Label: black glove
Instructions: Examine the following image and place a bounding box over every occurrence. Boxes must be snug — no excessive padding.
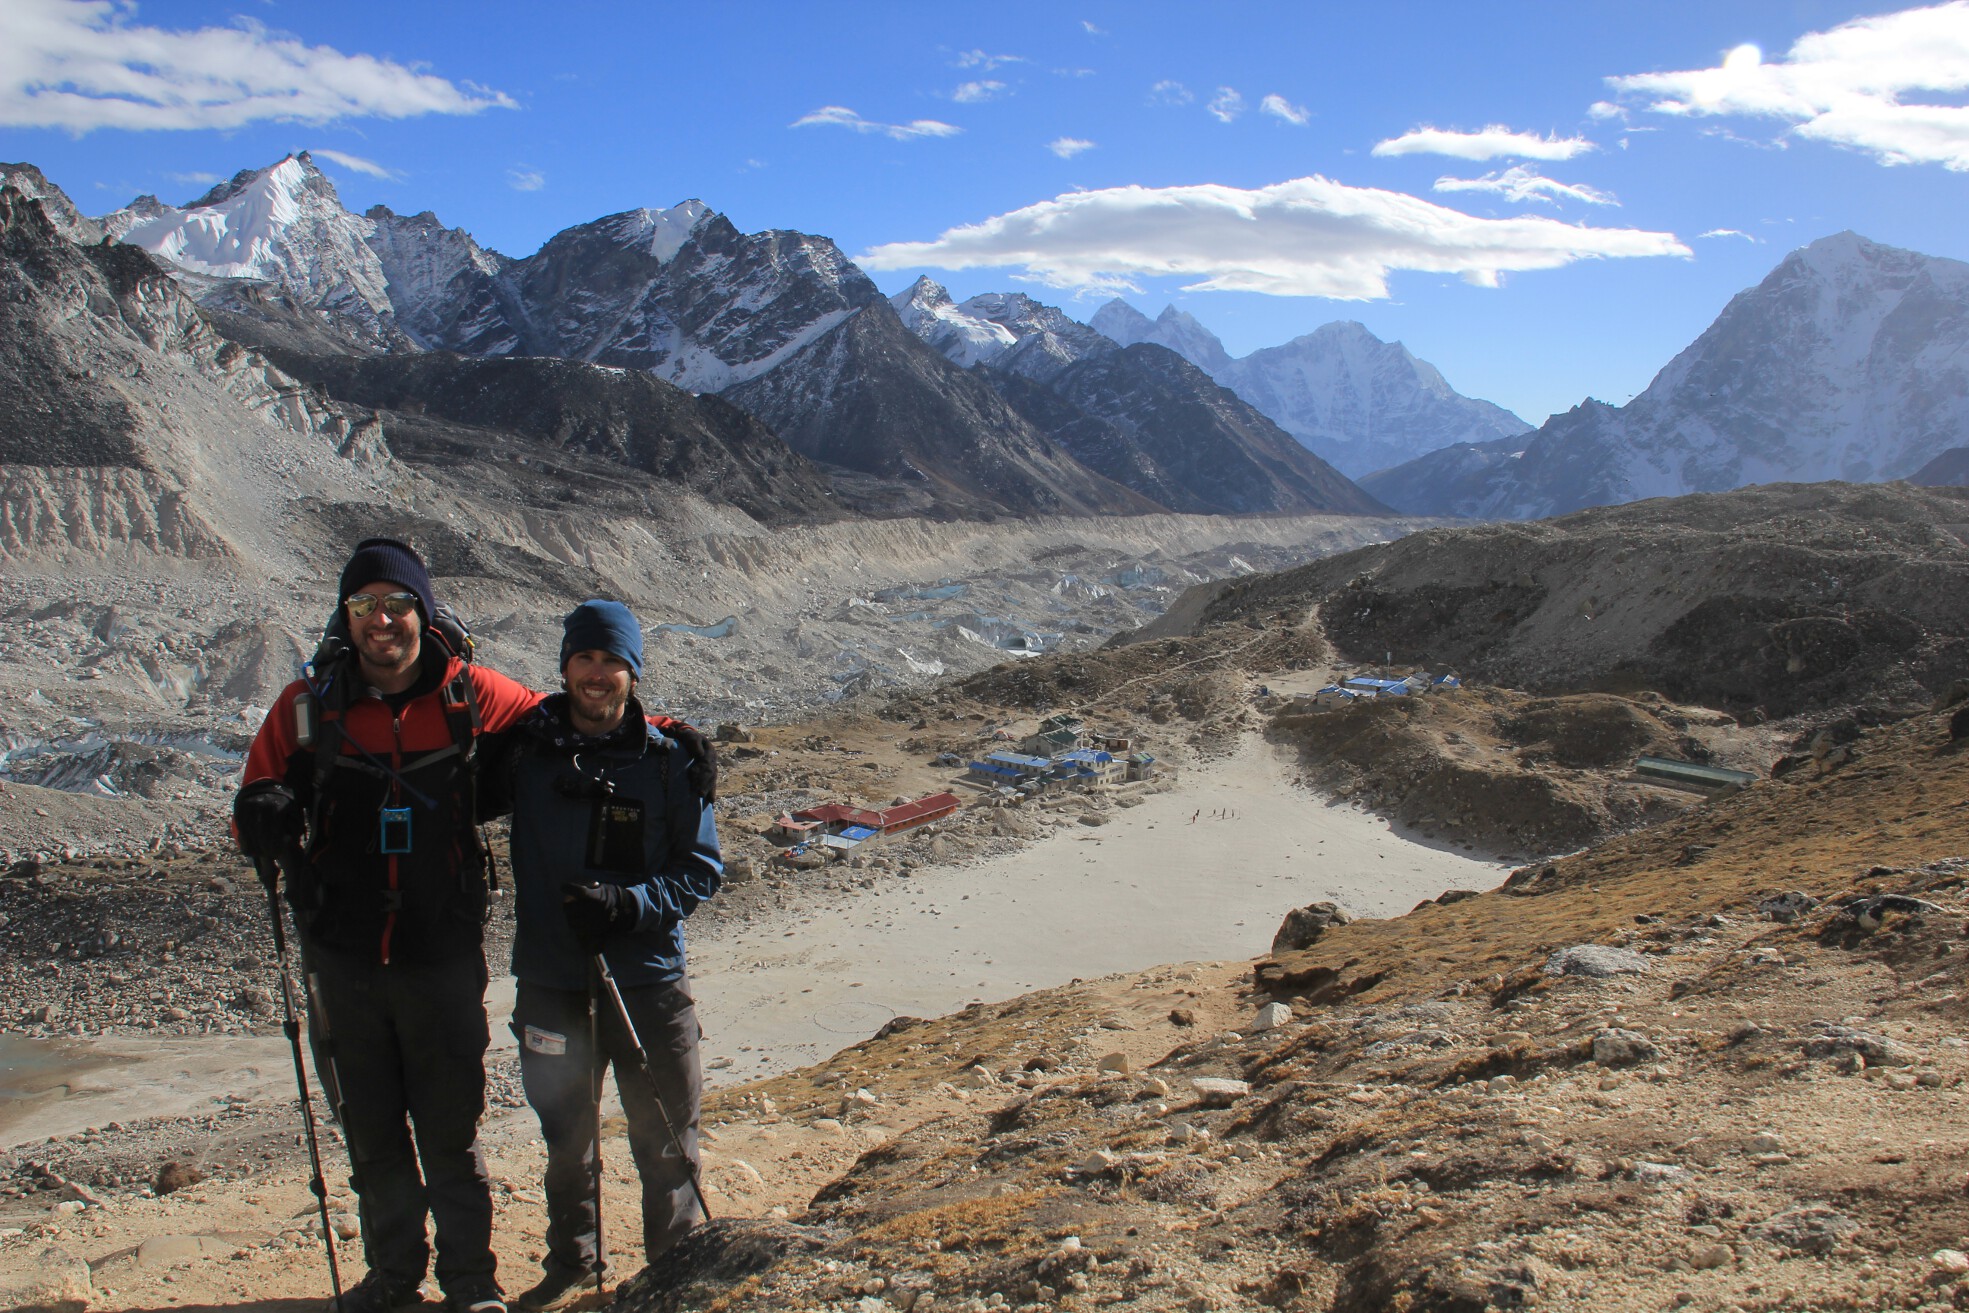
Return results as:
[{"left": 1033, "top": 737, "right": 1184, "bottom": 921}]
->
[
  {"left": 235, "top": 782, "right": 303, "bottom": 867},
  {"left": 667, "top": 721, "right": 718, "bottom": 803},
  {"left": 562, "top": 881, "right": 631, "bottom": 954}
]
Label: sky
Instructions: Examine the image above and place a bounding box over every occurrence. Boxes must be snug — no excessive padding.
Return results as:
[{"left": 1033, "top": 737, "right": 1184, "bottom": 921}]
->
[{"left": 2, "top": 0, "right": 1966, "bottom": 425}]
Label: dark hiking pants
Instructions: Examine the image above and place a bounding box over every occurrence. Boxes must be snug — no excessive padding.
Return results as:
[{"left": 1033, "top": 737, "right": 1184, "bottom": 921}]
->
[
  {"left": 304, "top": 946, "right": 496, "bottom": 1294},
  {"left": 512, "top": 975, "right": 702, "bottom": 1275}
]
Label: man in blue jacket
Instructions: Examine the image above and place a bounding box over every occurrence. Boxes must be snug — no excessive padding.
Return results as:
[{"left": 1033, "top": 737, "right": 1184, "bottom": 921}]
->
[{"left": 480, "top": 600, "right": 721, "bottom": 1309}]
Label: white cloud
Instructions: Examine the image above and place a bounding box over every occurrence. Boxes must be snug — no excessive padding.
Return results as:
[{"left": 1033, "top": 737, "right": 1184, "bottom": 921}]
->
[
  {"left": 1260, "top": 94, "right": 1310, "bottom": 125},
  {"left": 953, "top": 80, "right": 1006, "bottom": 103},
  {"left": 1048, "top": 136, "right": 1095, "bottom": 158},
  {"left": 1588, "top": 101, "right": 1626, "bottom": 121},
  {"left": 1149, "top": 79, "right": 1194, "bottom": 105},
  {"left": 312, "top": 148, "right": 394, "bottom": 179},
  {"left": 1433, "top": 164, "right": 1617, "bottom": 206},
  {"left": 1608, "top": 2, "right": 1969, "bottom": 170},
  {"left": 1698, "top": 227, "right": 1760, "bottom": 241},
  {"left": 0, "top": 0, "right": 513, "bottom": 132},
  {"left": 166, "top": 170, "right": 220, "bottom": 185},
  {"left": 1208, "top": 87, "right": 1245, "bottom": 123},
  {"left": 791, "top": 105, "right": 960, "bottom": 141},
  {"left": 506, "top": 168, "right": 544, "bottom": 192},
  {"left": 859, "top": 175, "right": 1688, "bottom": 299},
  {"left": 955, "top": 49, "right": 1024, "bottom": 73},
  {"left": 1372, "top": 125, "right": 1597, "bottom": 161},
  {"left": 1082, "top": 20, "right": 1105, "bottom": 35}
]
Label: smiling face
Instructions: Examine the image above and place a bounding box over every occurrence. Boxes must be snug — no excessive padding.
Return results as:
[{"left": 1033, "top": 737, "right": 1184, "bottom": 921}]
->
[
  {"left": 563, "top": 648, "right": 635, "bottom": 735},
  {"left": 345, "top": 577, "right": 423, "bottom": 691}
]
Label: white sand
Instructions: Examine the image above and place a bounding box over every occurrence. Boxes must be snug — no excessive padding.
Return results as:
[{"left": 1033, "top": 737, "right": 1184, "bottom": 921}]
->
[
  {"left": 685, "top": 735, "right": 1505, "bottom": 1085},
  {"left": 4, "top": 736, "right": 1503, "bottom": 1140}
]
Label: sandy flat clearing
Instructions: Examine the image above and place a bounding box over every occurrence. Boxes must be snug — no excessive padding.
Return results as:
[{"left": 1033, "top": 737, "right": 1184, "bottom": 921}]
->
[{"left": 683, "top": 734, "right": 1505, "bottom": 1084}]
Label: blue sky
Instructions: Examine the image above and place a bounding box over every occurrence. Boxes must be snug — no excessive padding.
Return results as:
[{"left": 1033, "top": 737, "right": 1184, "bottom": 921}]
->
[{"left": 3, "top": 1, "right": 1966, "bottom": 424}]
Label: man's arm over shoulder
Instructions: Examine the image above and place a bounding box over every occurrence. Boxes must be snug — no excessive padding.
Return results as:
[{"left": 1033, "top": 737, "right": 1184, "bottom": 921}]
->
[
  {"left": 625, "top": 741, "right": 721, "bottom": 930},
  {"left": 469, "top": 665, "right": 545, "bottom": 734}
]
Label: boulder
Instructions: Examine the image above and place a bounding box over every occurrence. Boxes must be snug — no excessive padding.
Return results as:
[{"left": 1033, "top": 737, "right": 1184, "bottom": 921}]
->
[{"left": 1272, "top": 901, "right": 1353, "bottom": 953}]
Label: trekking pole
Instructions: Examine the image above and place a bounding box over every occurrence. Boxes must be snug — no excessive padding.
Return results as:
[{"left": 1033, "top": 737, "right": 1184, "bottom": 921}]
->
[
  {"left": 254, "top": 853, "right": 345, "bottom": 1305},
  {"left": 589, "top": 955, "right": 713, "bottom": 1221},
  {"left": 588, "top": 961, "right": 608, "bottom": 1298}
]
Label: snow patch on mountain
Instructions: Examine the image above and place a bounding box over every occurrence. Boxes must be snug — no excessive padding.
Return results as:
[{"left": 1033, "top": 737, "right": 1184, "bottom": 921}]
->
[
  {"left": 1090, "top": 300, "right": 1232, "bottom": 375},
  {"left": 890, "top": 278, "right": 1112, "bottom": 381}
]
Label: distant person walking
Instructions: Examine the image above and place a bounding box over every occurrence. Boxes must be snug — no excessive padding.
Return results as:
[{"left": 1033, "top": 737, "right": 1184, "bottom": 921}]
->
[
  {"left": 234, "top": 539, "right": 537, "bottom": 1313},
  {"left": 480, "top": 600, "right": 722, "bottom": 1308}
]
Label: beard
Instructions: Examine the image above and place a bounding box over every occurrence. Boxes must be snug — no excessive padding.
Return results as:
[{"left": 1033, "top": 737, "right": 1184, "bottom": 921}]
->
[{"left": 565, "top": 676, "right": 632, "bottom": 731}]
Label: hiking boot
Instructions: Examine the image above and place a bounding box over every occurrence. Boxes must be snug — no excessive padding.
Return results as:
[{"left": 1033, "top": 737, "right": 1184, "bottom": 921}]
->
[
  {"left": 328, "top": 1270, "right": 425, "bottom": 1313},
  {"left": 514, "top": 1264, "right": 601, "bottom": 1311},
  {"left": 443, "top": 1283, "right": 507, "bottom": 1313}
]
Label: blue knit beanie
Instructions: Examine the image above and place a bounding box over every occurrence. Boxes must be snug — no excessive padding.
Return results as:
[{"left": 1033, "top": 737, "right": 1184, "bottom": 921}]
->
[
  {"left": 561, "top": 599, "right": 644, "bottom": 676},
  {"left": 338, "top": 537, "right": 435, "bottom": 622}
]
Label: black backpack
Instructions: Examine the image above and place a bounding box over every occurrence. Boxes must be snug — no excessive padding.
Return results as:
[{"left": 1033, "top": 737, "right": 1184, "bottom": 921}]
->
[{"left": 291, "top": 602, "right": 497, "bottom": 898}]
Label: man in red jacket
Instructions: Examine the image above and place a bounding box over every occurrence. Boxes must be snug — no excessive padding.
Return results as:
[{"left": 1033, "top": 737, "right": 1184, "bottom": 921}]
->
[{"left": 235, "top": 538, "right": 539, "bottom": 1313}]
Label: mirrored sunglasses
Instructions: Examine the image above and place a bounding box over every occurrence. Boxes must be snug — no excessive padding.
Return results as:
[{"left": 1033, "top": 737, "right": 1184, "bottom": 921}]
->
[{"left": 345, "top": 592, "right": 419, "bottom": 620}]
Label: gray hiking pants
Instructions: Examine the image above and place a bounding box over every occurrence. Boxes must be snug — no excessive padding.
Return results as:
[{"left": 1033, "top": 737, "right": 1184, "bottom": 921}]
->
[{"left": 512, "top": 975, "right": 702, "bottom": 1275}]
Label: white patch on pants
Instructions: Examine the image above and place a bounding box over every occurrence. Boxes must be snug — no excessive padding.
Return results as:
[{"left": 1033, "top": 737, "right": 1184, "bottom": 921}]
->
[{"left": 523, "top": 1024, "right": 568, "bottom": 1057}]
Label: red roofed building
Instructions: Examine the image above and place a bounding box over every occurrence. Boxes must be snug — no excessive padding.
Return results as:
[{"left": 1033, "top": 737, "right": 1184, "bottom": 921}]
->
[
  {"left": 785, "top": 792, "right": 962, "bottom": 841},
  {"left": 874, "top": 791, "right": 961, "bottom": 835}
]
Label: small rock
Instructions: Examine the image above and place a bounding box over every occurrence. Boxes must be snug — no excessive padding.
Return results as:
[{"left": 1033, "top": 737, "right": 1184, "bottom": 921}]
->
[
  {"left": 1252, "top": 1002, "right": 1293, "bottom": 1031},
  {"left": 1801, "top": 1025, "right": 1916, "bottom": 1067},
  {"left": 1689, "top": 1243, "right": 1733, "bottom": 1271},
  {"left": 1753, "top": 1203, "right": 1860, "bottom": 1255},
  {"left": 1073, "top": 1150, "right": 1117, "bottom": 1175},
  {"left": 1168, "top": 1007, "right": 1196, "bottom": 1028},
  {"left": 1547, "top": 945, "right": 1652, "bottom": 978},
  {"left": 1757, "top": 891, "right": 1820, "bottom": 923},
  {"left": 1747, "top": 1131, "right": 1786, "bottom": 1155},
  {"left": 1933, "top": 1249, "right": 1969, "bottom": 1275},
  {"left": 1631, "top": 1161, "right": 1691, "bottom": 1186},
  {"left": 1593, "top": 1028, "right": 1660, "bottom": 1067},
  {"left": 1190, "top": 1077, "right": 1250, "bottom": 1108},
  {"left": 0, "top": 1245, "right": 93, "bottom": 1312},
  {"left": 1096, "top": 1053, "right": 1130, "bottom": 1075}
]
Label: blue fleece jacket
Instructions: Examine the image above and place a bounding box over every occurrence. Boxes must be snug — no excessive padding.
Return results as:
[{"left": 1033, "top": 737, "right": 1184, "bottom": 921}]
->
[{"left": 488, "top": 695, "right": 721, "bottom": 991}]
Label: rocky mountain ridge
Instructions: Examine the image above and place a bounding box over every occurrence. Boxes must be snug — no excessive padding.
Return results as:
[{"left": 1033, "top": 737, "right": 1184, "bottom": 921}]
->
[{"left": 1365, "top": 232, "right": 1969, "bottom": 519}]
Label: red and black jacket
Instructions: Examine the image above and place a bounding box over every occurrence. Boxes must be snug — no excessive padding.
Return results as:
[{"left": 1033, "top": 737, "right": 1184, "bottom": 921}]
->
[{"left": 242, "top": 650, "right": 540, "bottom": 965}]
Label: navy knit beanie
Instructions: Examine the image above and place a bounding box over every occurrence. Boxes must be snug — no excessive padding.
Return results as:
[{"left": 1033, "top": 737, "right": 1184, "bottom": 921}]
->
[
  {"left": 561, "top": 599, "right": 644, "bottom": 676},
  {"left": 338, "top": 537, "right": 436, "bottom": 622}
]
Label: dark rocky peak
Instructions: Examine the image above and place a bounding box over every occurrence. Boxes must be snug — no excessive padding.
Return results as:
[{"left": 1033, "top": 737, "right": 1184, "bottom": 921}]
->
[{"left": 0, "top": 163, "right": 102, "bottom": 244}]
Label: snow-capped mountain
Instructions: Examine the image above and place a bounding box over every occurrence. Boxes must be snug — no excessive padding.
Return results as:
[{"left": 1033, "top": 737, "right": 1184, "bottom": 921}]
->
[
  {"left": 1214, "top": 323, "right": 1531, "bottom": 479},
  {"left": 1091, "top": 299, "right": 1526, "bottom": 477},
  {"left": 103, "top": 154, "right": 399, "bottom": 348},
  {"left": 1089, "top": 300, "right": 1233, "bottom": 376},
  {"left": 93, "top": 154, "right": 882, "bottom": 391},
  {"left": 502, "top": 202, "right": 881, "bottom": 390},
  {"left": 889, "top": 278, "right": 1380, "bottom": 515},
  {"left": 1363, "top": 233, "right": 1969, "bottom": 520},
  {"left": 889, "top": 278, "right": 1111, "bottom": 381}
]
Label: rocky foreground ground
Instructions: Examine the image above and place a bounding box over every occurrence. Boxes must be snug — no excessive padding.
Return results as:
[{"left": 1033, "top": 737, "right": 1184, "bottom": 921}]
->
[{"left": 2, "top": 704, "right": 1967, "bottom": 1312}]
